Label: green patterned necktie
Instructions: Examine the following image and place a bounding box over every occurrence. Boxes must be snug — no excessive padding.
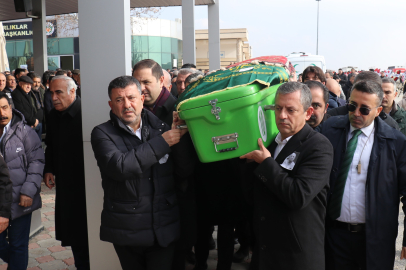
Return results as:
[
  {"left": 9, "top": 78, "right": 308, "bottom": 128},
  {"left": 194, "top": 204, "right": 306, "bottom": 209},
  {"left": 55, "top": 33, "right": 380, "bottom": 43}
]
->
[{"left": 327, "top": 129, "right": 363, "bottom": 220}]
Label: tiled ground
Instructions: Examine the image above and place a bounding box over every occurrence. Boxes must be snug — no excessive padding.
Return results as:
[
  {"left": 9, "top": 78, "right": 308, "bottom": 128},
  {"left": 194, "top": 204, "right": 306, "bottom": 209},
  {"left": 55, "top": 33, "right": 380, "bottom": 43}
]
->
[
  {"left": 0, "top": 181, "right": 405, "bottom": 269},
  {"left": 0, "top": 182, "right": 76, "bottom": 270}
]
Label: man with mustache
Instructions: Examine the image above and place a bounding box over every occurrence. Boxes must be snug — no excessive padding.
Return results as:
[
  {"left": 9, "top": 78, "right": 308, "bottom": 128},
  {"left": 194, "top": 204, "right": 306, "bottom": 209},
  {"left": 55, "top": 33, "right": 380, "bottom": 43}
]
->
[
  {"left": 241, "top": 82, "right": 333, "bottom": 269},
  {"left": 380, "top": 77, "right": 406, "bottom": 135},
  {"left": 304, "top": 80, "right": 330, "bottom": 131},
  {"left": 321, "top": 81, "right": 406, "bottom": 269},
  {"left": 91, "top": 76, "right": 188, "bottom": 270},
  {"left": 0, "top": 91, "right": 44, "bottom": 269},
  {"left": 43, "top": 75, "right": 90, "bottom": 269},
  {"left": 132, "top": 59, "right": 177, "bottom": 126}
]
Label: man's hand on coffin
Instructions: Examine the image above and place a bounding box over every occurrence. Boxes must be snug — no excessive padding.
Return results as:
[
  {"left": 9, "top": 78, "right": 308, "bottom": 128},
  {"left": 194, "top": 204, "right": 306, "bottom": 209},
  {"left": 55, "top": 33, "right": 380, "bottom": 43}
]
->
[
  {"left": 172, "top": 111, "right": 188, "bottom": 137},
  {"left": 239, "top": 138, "right": 271, "bottom": 164},
  {"left": 162, "top": 129, "right": 182, "bottom": 147}
]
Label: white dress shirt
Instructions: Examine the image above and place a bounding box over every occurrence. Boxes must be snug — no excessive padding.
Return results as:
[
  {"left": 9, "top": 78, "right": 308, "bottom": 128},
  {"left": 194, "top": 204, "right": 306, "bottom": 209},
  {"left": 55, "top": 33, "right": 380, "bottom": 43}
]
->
[
  {"left": 337, "top": 121, "right": 375, "bottom": 223},
  {"left": 274, "top": 132, "right": 293, "bottom": 159},
  {"left": 126, "top": 120, "right": 142, "bottom": 140}
]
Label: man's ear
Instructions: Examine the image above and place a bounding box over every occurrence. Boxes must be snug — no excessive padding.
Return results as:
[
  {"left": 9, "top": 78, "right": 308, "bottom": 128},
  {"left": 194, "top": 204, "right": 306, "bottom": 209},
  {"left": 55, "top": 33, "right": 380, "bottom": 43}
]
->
[
  {"left": 305, "top": 106, "right": 314, "bottom": 121},
  {"left": 159, "top": 76, "right": 164, "bottom": 87},
  {"left": 376, "top": 106, "right": 383, "bottom": 117},
  {"left": 324, "top": 103, "right": 329, "bottom": 113},
  {"left": 108, "top": 100, "right": 113, "bottom": 110}
]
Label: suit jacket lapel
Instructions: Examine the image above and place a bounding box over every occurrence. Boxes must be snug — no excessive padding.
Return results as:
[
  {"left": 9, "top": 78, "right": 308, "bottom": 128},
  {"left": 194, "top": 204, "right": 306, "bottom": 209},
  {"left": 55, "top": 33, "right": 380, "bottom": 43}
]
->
[{"left": 274, "top": 124, "right": 313, "bottom": 164}]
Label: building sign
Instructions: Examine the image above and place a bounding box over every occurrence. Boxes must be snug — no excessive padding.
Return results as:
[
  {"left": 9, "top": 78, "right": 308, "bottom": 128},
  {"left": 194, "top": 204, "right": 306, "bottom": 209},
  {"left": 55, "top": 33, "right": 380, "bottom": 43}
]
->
[
  {"left": 4, "top": 20, "right": 58, "bottom": 40},
  {"left": 3, "top": 22, "right": 33, "bottom": 40}
]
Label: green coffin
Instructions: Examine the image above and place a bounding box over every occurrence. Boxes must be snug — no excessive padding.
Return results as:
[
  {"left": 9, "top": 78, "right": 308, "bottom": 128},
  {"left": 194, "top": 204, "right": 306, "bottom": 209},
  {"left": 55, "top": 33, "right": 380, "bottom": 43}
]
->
[{"left": 178, "top": 83, "right": 281, "bottom": 163}]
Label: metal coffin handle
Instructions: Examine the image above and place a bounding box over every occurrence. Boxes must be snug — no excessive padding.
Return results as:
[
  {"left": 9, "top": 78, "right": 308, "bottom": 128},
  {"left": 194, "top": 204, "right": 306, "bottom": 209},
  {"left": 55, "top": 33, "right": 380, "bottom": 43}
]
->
[
  {"left": 212, "top": 133, "right": 239, "bottom": 153},
  {"left": 264, "top": 105, "right": 276, "bottom": 111}
]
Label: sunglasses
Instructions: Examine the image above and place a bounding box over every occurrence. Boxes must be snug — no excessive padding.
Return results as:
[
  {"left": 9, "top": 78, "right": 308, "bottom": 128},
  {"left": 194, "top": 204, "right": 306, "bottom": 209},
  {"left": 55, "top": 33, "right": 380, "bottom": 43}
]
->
[{"left": 347, "top": 103, "right": 379, "bottom": 116}]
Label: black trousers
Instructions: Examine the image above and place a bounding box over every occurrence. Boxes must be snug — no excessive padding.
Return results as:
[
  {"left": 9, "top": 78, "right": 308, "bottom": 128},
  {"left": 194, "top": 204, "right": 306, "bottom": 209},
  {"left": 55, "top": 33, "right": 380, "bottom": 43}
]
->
[
  {"left": 195, "top": 222, "right": 235, "bottom": 270},
  {"left": 113, "top": 244, "right": 175, "bottom": 270},
  {"left": 325, "top": 226, "right": 366, "bottom": 270}
]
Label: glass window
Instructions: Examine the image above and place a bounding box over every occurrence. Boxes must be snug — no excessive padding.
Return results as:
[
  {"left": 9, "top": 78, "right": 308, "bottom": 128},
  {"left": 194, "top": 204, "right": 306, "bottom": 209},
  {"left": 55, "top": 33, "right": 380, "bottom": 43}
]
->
[
  {"left": 148, "top": 36, "right": 161, "bottom": 53},
  {"left": 48, "top": 56, "right": 60, "bottom": 71},
  {"left": 132, "top": 36, "right": 149, "bottom": 53},
  {"left": 148, "top": 53, "right": 161, "bottom": 66},
  {"left": 47, "top": 39, "right": 59, "bottom": 55},
  {"left": 59, "top": 38, "right": 74, "bottom": 55},
  {"left": 132, "top": 52, "right": 149, "bottom": 67},
  {"left": 161, "top": 53, "right": 172, "bottom": 70},
  {"left": 6, "top": 42, "right": 15, "bottom": 57},
  {"left": 171, "top": 38, "right": 178, "bottom": 55},
  {"left": 161, "top": 37, "right": 171, "bottom": 53},
  {"left": 15, "top": 41, "right": 27, "bottom": 57}
]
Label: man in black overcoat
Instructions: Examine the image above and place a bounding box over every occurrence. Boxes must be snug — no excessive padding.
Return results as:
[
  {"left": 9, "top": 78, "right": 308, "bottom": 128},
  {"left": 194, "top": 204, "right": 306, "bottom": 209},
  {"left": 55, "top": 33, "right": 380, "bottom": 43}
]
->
[
  {"left": 241, "top": 82, "right": 333, "bottom": 270},
  {"left": 43, "top": 75, "right": 89, "bottom": 270},
  {"left": 321, "top": 81, "right": 406, "bottom": 270}
]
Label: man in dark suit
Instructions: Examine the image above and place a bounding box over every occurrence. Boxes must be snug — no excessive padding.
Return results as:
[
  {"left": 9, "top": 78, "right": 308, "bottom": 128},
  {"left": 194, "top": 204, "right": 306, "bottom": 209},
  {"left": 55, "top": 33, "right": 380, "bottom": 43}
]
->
[
  {"left": 43, "top": 76, "right": 89, "bottom": 270},
  {"left": 132, "top": 59, "right": 177, "bottom": 126},
  {"left": 321, "top": 81, "right": 406, "bottom": 270},
  {"left": 241, "top": 82, "right": 334, "bottom": 270}
]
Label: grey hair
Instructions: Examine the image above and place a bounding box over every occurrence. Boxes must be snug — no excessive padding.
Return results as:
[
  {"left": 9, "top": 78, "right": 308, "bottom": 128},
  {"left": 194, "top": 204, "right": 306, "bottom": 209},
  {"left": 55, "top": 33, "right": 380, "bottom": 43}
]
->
[
  {"left": 185, "top": 73, "right": 204, "bottom": 85},
  {"left": 178, "top": 68, "right": 196, "bottom": 76},
  {"left": 162, "top": 70, "right": 172, "bottom": 86},
  {"left": 51, "top": 75, "right": 77, "bottom": 96},
  {"left": 381, "top": 77, "right": 396, "bottom": 90},
  {"left": 276, "top": 82, "right": 312, "bottom": 110}
]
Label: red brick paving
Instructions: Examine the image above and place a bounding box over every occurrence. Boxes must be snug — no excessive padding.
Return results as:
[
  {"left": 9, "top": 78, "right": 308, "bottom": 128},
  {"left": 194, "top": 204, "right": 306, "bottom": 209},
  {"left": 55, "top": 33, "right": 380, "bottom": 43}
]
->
[
  {"left": 63, "top": 257, "right": 75, "bottom": 266},
  {"left": 44, "top": 211, "right": 55, "bottom": 216},
  {"left": 36, "top": 255, "right": 55, "bottom": 263},
  {"left": 28, "top": 243, "right": 40, "bottom": 249},
  {"left": 42, "top": 199, "right": 55, "bottom": 203},
  {"left": 48, "top": 245, "right": 66, "bottom": 253},
  {"left": 27, "top": 267, "right": 41, "bottom": 270},
  {"left": 47, "top": 226, "right": 56, "bottom": 231},
  {"left": 41, "top": 217, "right": 48, "bottom": 222}
]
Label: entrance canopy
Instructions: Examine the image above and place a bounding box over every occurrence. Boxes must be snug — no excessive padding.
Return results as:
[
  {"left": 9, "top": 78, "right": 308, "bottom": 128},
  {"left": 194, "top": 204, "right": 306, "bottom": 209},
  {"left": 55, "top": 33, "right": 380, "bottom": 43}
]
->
[{"left": 0, "top": 0, "right": 215, "bottom": 21}]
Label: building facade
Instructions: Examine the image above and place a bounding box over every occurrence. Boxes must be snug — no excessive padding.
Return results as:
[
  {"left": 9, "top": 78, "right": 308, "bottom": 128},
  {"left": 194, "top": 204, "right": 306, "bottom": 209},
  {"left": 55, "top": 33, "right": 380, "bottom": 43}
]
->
[
  {"left": 195, "top": 28, "right": 251, "bottom": 70},
  {"left": 3, "top": 16, "right": 183, "bottom": 72}
]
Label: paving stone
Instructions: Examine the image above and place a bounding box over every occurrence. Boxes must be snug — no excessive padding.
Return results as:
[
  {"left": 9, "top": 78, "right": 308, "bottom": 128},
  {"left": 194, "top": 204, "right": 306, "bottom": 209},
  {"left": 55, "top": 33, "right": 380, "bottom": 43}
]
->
[
  {"left": 47, "top": 215, "right": 55, "bottom": 221},
  {"left": 44, "top": 211, "right": 55, "bottom": 216},
  {"left": 41, "top": 217, "right": 48, "bottom": 222},
  {"left": 42, "top": 199, "right": 55, "bottom": 204},
  {"left": 48, "top": 245, "right": 66, "bottom": 253},
  {"left": 36, "top": 234, "right": 51, "bottom": 240},
  {"left": 27, "top": 267, "right": 41, "bottom": 270},
  {"left": 36, "top": 255, "right": 54, "bottom": 263},
  {"left": 27, "top": 257, "right": 39, "bottom": 268},
  {"left": 29, "top": 243, "right": 40, "bottom": 249},
  {"left": 37, "top": 238, "right": 61, "bottom": 248},
  {"left": 52, "top": 250, "right": 74, "bottom": 260},
  {"left": 48, "top": 226, "right": 56, "bottom": 231},
  {"left": 48, "top": 231, "right": 56, "bottom": 238},
  {"left": 63, "top": 257, "right": 74, "bottom": 266},
  {"left": 29, "top": 247, "right": 51, "bottom": 258},
  {"left": 41, "top": 220, "right": 54, "bottom": 228},
  {"left": 38, "top": 260, "right": 68, "bottom": 270}
]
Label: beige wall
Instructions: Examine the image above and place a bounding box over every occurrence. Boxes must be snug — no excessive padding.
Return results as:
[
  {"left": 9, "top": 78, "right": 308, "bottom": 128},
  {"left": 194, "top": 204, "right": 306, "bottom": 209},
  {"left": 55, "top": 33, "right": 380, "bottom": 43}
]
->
[{"left": 196, "top": 28, "right": 251, "bottom": 70}]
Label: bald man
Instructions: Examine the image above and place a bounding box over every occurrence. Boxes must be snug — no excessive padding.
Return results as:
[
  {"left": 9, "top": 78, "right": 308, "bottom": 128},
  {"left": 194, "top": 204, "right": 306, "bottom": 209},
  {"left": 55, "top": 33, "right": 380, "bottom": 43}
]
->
[
  {"left": 163, "top": 70, "right": 173, "bottom": 92},
  {"left": 326, "top": 78, "right": 346, "bottom": 110}
]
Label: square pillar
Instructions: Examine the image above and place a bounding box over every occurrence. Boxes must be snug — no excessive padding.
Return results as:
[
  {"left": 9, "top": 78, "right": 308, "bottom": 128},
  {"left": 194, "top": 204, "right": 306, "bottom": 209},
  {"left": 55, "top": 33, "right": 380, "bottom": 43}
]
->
[
  {"left": 32, "top": 0, "right": 47, "bottom": 74},
  {"left": 208, "top": 0, "right": 220, "bottom": 70},
  {"left": 182, "top": 0, "right": 196, "bottom": 65},
  {"left": 78, "top": 0, "right": 131, "bottom": 269}
]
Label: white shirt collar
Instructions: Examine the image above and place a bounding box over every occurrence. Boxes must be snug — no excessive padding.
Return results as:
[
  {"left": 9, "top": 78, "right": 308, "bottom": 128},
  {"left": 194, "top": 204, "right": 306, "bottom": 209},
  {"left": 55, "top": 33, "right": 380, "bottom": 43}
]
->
[
  {"left": 350, "top": 120, "right": 374, "bottom": 137},
  {"left": 126, "top": 120, "right": 143, "bottom": 140},
  {"left": 275, "top": 132, "right": 293, "bottom": 145}
]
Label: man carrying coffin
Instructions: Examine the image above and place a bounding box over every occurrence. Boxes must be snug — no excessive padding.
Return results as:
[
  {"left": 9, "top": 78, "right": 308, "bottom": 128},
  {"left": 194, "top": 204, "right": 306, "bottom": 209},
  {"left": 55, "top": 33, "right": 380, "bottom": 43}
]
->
[{"left": 241, "top": 82, "right": 334, "bottom": 269}]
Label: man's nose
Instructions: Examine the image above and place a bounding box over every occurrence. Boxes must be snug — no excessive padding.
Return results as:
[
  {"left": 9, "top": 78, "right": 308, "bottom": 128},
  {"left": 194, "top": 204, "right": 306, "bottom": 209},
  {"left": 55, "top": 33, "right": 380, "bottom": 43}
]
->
[
  {"left": 279, "top": 108, "right": 288, "bottom": 119},
  {"left": 354, "top": 107, "right": 362, "bottom": 116},
  {"left": 123, "top": 98, "right": 131, "bottom": 108}
]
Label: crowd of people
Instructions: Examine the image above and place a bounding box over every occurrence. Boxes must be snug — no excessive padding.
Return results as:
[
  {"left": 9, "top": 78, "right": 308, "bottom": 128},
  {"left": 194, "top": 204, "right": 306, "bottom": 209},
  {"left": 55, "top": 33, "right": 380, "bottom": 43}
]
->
[{"left": 0, "top": 59, "right": 405, "bottom": 270}]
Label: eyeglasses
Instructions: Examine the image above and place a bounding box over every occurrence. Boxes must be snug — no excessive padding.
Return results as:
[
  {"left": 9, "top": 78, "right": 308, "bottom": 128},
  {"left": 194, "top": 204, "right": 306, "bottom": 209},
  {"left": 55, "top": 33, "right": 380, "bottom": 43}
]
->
[{"left": 347, "top": 103, "right": 380, "bottom": 116}]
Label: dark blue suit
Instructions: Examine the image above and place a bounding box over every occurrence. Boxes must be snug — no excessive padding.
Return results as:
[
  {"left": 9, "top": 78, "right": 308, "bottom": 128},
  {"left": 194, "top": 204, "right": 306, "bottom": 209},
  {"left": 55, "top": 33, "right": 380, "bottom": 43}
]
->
[{"left": 321, "top": 115, "right": 406, "bottom": 270}]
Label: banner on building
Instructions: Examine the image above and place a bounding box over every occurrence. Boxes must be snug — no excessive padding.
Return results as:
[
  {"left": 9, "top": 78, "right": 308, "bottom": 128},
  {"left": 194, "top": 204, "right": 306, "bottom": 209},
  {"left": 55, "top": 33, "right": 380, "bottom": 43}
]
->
[{"left": 3, "top": 20, "right": 58, "bottom": 40}]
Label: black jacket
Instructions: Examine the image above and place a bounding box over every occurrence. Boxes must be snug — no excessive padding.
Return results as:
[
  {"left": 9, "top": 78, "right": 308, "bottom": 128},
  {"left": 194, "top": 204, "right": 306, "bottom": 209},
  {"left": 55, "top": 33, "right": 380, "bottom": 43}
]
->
[
  {"left": 0, "top": 154, "right": 11, "bottom": 219},
  {"left": 44, "top": 97, "right": 88, "bottom": 246},
  {"left": 155, "top": 93, "right": 177, "bottom": 126},
  {"left": 321, "top": 115, "right": 406, "bottom": 270},
  {"left": 91, "top": 109, "right": 185, "bottom": 247},
  {"left": 11, "top": 86, "right": 43, "bottom": 126},
  {"left": 326, "top": 105, "right": 400, "bottom": 130},
  {"left": 43, "top": 89, "right": 54, "bottom": 116},
  {"left": 342, "top": 80, "right": 353, "bottom": 99},
  {"left": 247, "top": 124, "right": 333, "bottom": 270}
]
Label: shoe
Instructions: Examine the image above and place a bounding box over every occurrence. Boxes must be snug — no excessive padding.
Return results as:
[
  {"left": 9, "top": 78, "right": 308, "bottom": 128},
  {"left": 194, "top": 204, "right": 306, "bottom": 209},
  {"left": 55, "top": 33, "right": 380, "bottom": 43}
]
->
[
  {"left": 232, "top": 246, "right": 249, "bottom": 263},
  {"left": 193, "top": 263, "right": 208, "bottom": 270},
  {"left": 186, "top": 250, "right": 196, "bottom": 265},
  {"left": 209, "top": 236, "right": 216, "bottom": 250}
]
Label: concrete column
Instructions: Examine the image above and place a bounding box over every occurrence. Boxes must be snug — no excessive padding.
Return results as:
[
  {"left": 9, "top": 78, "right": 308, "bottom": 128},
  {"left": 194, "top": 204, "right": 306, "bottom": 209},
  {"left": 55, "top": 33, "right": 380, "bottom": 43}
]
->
[
  {"left": 208, "top": 0, "right": 220, "bottom": 70},
  {"left": 78, "top": 0, "right": 131, "bottom": 268},
  {"left": 236, "top": 38, "right": 242, "bottom": 62},
  {"left": 182, "top": 0, "right": 196, "bottom": 65},
  {"left": 32, "top": 0, "right": 47, "bottom": 75}
]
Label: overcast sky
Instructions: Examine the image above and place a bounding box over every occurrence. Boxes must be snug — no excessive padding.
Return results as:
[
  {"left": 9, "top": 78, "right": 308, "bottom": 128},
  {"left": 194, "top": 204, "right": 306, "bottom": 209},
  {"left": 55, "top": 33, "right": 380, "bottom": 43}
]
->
[{"left": 158, "top": 0, "right": 406, "bottom": 71}]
